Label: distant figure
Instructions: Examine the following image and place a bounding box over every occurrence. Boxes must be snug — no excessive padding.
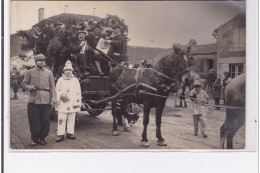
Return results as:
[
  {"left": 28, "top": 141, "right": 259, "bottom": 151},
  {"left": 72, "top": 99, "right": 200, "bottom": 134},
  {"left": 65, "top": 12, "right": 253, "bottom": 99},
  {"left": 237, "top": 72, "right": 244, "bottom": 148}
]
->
[
  {"left": 206, "top": 68, "right": 217, "bottom": 92},
  {"left": 10, "top": 66, "right": 20, "bottom": 100},
  {"left": 176, "top": 85, "right": 187, "bottom": 108},
  {"left": 222, "top": 71, "right": 232, "bottom": 104},
  {"left": 212, "top": 78, "right": 222, "bottom": 110},
  {"left": 189, "top": 80, "right": 209, "bottom": 138},
  {"left": 55, "top": 60, "right": 82, "bottom": 142}
]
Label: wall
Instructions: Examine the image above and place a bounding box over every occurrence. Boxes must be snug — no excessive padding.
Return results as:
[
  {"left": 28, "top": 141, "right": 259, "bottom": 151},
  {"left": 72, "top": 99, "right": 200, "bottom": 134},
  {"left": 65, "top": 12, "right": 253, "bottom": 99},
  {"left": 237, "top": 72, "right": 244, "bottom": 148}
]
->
[{"left": 216, "top": 12, "right": 246, "bottom": 78}]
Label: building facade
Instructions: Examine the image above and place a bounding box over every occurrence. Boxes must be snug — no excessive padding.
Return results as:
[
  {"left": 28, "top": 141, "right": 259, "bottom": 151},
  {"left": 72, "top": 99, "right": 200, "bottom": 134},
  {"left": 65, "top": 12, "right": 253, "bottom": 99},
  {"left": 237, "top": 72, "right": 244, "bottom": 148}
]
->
[
  {"left": 189, "top": 43, "right": 217, "bottom": 77},
  {"left": 213, "top": 12, "right": 246, "bottom": 79}
]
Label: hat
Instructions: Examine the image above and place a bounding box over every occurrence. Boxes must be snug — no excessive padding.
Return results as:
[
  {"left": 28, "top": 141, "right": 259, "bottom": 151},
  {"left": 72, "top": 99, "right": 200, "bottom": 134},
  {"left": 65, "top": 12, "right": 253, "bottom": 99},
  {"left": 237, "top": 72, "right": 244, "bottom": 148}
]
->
[
  {"left": 223, "top": 71, "right": 229, "bottom": 75},
  {"left": 63, "top": 60, "right": 74, "bottom": 71},
  {"left": 173, "top": 43, "right": 181, "bottom": 49},
  {"left": 90, "top": 24, "right": 101, "bottom": 31},
  {"left": 35, "top": 54, "right": 46, "bottom": 61},
  {"left": 76, "top": 30, "right": 87, "bottom": 37},
  {"left": 105, "top": 27, "right": 114, "bottom": 32},
  {"left": 112, "top": 25, "right": 121, "bottom": 29},
  {"left": 193, "top": 80, "right": 201, "bottom": 87}
]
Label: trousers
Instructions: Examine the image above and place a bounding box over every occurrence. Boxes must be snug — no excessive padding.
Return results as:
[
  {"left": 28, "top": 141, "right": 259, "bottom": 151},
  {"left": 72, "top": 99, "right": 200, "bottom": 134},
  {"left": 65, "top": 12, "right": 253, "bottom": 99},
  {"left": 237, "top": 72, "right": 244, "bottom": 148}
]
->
[
  {"left": 193, "top": 114, "right": 207, "bottom": 135},
  {"left": 57, "top": 112, "right": 76, "bottom": 136},
  {"left": 27, "top": 104, "right": 51, "bottom": 140}
]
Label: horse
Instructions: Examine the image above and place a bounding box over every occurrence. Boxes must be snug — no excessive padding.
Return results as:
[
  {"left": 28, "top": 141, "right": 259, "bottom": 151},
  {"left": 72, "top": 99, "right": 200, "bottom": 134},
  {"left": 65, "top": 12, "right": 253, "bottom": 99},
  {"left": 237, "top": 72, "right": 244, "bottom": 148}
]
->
[
  {"left": 219, "top": 73, "right": 245, "bottom": 149},
  {"left": 108, "top": 46, "right": 194, "bottom": 147},
  {"left": 206, "top": 69, "right": 217, "bottom": 92}
]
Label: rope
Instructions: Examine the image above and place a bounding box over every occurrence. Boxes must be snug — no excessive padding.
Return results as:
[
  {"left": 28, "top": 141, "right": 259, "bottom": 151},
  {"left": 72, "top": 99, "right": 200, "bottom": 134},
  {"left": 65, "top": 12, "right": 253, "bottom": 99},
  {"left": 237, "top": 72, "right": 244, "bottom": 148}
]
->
[{"left": 139, "top": 90, "right": 245, "bottom": 110}]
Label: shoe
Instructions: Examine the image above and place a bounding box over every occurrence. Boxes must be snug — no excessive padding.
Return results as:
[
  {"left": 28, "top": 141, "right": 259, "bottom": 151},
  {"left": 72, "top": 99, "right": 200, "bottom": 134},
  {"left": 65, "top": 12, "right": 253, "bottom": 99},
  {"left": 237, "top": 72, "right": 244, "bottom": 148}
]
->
[
  {"left": 11, "top": 96, "right": 18, "bottom": 100},
  {"left": 183, "top": 105, "right": 187, "bottom": 108},
  {"left": 83, "top": 71, "right": 90, "bottom": 76},
  {"left": 30, "top": 139, "right": 39, "bottom": 146},
  {"left": 99, "top": 72, "right": 105, "bottom": 76},
  {"left": 194, "top": 133, "right": 198, "bottom": 136},
  {"left": 203, "top": 134, "right": 208, "bottom": 138},
  {"left": 66, "top": 133, "right": 76, "bottom": 140},
  {"left": 39, "top": 139, "right": 47, "bottom": 145},
  {"left": 56, "top": 135, "right": 64, "bottom": 142},
  {"left": 175, "top": 105, "right": 182, "bottom": 108}
]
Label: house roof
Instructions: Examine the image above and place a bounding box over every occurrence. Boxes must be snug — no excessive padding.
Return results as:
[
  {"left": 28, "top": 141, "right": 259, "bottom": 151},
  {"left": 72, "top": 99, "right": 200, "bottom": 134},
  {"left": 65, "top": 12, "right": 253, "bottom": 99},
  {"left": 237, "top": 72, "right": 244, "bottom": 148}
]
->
[
  {"left": 189, "top": 43, "right": 217, "bottom": 55},
  {"left": 212, "top": 12, "right": 246, "bottom": 38}
]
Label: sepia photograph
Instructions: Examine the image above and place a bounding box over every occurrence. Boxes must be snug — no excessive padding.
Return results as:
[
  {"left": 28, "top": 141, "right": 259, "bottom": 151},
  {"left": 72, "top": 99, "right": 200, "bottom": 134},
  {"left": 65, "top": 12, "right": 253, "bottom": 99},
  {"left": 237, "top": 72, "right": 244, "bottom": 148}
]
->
[{"left": 9, "top": 0, "right": 249, "bottom": 150}]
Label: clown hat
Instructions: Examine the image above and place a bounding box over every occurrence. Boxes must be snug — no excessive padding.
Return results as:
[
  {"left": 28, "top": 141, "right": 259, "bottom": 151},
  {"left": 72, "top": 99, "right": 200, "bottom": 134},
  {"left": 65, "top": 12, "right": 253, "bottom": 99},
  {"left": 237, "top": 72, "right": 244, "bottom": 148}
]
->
[{"left": 63, "top": 60, "right": 74, "bottom": 71}]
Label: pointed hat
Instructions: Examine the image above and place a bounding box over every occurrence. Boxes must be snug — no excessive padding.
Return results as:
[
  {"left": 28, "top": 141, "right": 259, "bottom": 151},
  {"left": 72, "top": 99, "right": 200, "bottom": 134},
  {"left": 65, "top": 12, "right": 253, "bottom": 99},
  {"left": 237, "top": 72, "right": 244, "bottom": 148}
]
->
[{"left": 63, "top": 60, "right": 74, "bottom": 71}]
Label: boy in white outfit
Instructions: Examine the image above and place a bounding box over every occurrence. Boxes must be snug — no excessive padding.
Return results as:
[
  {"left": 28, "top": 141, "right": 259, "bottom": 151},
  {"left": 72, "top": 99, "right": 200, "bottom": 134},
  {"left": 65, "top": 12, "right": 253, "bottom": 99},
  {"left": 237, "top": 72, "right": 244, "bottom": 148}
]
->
[
  {"left": 55, "top": 60, "right": 82, "bottom": 142},
  {"left": 189, "top": 80, "right": 209, "bottom": 138}
]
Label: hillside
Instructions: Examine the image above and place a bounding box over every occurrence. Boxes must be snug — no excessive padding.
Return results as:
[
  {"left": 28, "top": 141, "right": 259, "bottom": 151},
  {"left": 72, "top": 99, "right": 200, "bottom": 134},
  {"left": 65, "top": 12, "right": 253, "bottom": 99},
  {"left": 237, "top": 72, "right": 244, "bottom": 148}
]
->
[{"left": 127, "top": 46, "right": 172, "bottom": 65}]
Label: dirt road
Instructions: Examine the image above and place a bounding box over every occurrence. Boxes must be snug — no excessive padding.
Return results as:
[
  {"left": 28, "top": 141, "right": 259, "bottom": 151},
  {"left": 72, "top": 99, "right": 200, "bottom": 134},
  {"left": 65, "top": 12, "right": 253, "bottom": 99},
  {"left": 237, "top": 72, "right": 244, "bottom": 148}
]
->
[{"left": 10, "top": 89, "right": 245, "bottom": 150}]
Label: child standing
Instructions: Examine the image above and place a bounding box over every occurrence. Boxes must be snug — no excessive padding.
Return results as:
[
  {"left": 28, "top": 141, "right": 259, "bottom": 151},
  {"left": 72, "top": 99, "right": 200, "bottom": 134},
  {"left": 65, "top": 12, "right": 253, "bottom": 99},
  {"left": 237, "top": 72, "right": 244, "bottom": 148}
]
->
[
  {"left": 189, "top": 80, "right": 209, "bottom": 138},
  {"left": 55, "top": 60, "right": 82, "bottom": 142}
]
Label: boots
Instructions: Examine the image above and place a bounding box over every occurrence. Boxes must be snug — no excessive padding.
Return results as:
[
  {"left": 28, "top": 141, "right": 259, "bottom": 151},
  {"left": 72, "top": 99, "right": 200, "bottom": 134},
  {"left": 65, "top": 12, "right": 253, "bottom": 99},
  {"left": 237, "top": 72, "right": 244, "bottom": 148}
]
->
[
  {"left": 56, "top": 135, "right": 64, "bottom": 142},
  {"left": 11, "top": 94, "right": 18, "bottom": 100},
  {"left": 183, "top": 101, "right": 187, "bottom": 108},
  {"left": 66, "top": 133, "right": 76, "bottom": 140},
  {"left": 176, "top": 101, "right": 183, "bottom": 108},
  {"left": 95, "top": 61, "right": 104, "bottom": 76}
]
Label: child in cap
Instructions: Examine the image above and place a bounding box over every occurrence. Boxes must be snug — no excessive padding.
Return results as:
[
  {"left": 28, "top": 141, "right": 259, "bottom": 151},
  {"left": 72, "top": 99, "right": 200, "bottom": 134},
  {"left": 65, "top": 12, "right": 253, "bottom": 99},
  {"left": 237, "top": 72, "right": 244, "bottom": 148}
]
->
[
  {"left": 55, "top": 60, "right": 82, "bottom": 142},
  {"left": 189, "top": 80, "right": 209, "bottom": 138}
]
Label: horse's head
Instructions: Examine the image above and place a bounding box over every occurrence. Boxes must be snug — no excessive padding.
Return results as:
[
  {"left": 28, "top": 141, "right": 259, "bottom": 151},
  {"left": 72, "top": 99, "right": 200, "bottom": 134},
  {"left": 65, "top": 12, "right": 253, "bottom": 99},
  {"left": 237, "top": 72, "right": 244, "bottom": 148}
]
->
[{"left": 169, "top": 46, "right": 194, "bottom": 85}]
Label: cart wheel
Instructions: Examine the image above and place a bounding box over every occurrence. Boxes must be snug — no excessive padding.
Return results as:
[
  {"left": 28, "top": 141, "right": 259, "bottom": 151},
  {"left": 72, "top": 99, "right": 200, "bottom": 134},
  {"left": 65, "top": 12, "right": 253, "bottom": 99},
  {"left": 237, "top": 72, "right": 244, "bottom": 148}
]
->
[{"left": 82, "top": 101, "right": 107, "bottom": 117}]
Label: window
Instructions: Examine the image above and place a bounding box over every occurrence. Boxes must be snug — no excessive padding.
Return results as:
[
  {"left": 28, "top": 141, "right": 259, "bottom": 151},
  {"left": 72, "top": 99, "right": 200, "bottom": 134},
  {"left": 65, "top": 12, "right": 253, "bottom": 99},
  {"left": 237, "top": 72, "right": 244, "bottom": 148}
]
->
[
  {"left": 229, "top": 63, "right": 243, "bottom": 78},
  {"left": 228, "top": 28, "right": 246, "bottom": 52}
]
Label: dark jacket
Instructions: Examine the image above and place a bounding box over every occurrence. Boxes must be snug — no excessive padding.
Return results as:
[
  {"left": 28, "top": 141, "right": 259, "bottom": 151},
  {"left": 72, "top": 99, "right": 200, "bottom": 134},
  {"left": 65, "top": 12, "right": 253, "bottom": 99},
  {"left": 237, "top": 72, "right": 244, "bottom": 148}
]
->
[
  {"left": 107, "top": 34, "right": 127, "bottom": 63},
  {"left": 212, "top": 80, "right": 222, "bottom": 98},
  {"left": 85, "top": 34, "right": 100, "bottom": 53}
]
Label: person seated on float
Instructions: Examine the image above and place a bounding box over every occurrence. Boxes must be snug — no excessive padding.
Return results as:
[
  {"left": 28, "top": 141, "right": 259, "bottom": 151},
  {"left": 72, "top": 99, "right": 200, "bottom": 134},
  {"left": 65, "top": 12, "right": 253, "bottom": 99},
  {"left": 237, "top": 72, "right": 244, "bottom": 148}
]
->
[
  {"left": 70, "top": 30, "right": 91, "bottom": 77},
  {"left": 104, "top": 25, "right": 128, "bottom": 67},
  {"left": 85, "top": 24, "right": 105, "bottom": 76}
]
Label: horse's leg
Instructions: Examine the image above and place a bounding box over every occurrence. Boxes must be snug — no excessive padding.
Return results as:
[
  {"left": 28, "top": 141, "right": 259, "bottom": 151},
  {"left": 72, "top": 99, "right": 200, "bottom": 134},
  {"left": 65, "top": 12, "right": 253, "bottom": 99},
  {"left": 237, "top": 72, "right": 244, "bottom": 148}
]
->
[
  {"left": 156, "top": 103, "right": 167, "bottom": 146},
  {"left": 141, "top": 103, "right": 150, "bottom": 147},
  {"left": 226, "top": 111, "right": 245, "bottom": 149},
  {"left": 219, "top": 121, "right": 229, "bottom": 149},
  {"left": 121, "top": 101, "right": 131, "bottom": 132},
  {"left": 111, "top": 100, "right": 120, "bottom": 136}
]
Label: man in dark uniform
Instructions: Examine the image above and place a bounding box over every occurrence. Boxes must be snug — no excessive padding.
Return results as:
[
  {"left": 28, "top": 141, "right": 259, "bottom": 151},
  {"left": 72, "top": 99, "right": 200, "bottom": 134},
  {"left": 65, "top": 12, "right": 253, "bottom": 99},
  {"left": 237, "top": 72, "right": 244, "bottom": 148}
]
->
[
  {"left": 22, "top": 54, "right": 56, "bottom": 146},
  {"left": 176, "top": 85, "right": 187, "bottom": 108},
  {"left": 85, "top": 25, "right": 106, "bottom": 75},
  {"left": 71, "top": 31, "right": 91, "bottom": 76},
  {"left": 10, "top": 66, "right": 20, "bottom": 100},
  {"left": 105, "top": 25, "right": 128, "bottom": 65}
]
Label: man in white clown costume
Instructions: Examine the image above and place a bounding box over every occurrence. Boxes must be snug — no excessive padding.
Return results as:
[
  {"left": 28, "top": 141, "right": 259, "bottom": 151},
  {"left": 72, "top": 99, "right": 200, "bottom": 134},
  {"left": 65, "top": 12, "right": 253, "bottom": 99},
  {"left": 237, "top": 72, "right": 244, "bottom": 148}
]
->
[{"left": 55, "top": 60, "right": 82, "bottom": 142}]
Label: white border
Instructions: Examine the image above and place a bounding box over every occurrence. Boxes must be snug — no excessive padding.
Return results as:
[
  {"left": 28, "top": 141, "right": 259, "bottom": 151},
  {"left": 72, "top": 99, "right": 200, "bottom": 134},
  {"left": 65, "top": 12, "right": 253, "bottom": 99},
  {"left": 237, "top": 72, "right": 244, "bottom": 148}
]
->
[{"left": 3, "top": 0, "right": 259, "bottom": 172}]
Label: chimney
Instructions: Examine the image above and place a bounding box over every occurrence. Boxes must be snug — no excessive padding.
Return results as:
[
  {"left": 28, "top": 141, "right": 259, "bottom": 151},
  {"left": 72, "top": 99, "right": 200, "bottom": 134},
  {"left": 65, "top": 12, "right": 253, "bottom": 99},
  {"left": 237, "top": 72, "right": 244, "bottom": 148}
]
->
[{"left": 38, "top": 8, "right": 44, "bottom": 22}]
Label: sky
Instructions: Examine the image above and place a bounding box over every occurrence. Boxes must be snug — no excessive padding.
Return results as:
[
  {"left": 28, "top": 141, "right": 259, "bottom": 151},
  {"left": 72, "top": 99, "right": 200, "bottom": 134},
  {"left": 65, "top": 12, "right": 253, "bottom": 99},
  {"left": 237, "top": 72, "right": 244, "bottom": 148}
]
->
[{"left": 11, "top": 1, "right": 245, "bottom": 48}]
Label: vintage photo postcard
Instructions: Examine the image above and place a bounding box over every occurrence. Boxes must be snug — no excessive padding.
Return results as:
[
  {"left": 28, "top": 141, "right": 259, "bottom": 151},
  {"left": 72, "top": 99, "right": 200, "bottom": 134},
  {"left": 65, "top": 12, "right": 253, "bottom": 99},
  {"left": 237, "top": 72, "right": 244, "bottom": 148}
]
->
[{"left": 7, "top": 0, "right": 257, "bottom": 151}]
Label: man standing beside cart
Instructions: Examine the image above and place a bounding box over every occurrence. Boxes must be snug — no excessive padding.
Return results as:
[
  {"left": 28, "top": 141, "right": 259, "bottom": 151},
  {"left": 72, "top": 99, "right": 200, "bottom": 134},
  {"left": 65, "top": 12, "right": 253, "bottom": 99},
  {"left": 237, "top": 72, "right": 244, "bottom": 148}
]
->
[{"left": 22, "top": 54, "right": 56, "bottom": 146}]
